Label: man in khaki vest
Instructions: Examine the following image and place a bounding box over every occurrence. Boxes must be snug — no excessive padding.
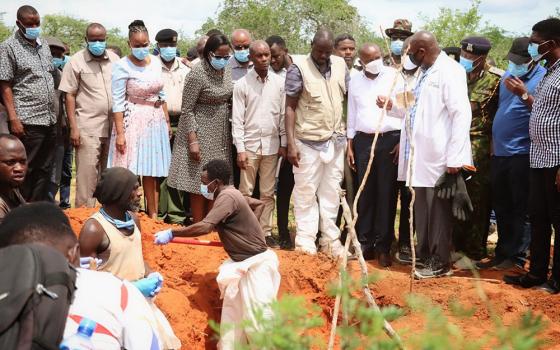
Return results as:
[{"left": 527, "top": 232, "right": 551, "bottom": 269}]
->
[{"left": 285, "top": 29, "right": 349, "bottom": 257}]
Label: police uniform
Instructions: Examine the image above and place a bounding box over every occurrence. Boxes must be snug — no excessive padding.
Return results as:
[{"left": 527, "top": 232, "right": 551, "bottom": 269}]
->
[{"left": 453, "top": 36, "right": 502, "bottom": 260}]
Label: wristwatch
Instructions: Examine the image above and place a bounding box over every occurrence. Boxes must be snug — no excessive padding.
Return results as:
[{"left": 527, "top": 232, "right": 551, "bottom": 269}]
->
[{"left": 520, "top": 92, "right": 529, "bottom": 101}]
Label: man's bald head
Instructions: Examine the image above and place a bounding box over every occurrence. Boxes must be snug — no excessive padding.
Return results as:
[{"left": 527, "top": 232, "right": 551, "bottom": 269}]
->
[
  {"left": 409, "top": 31, "right": 439, "bottom": 51},
  {"left": 359, "top": 43, "right": 381, "bottom": 57},
  {"left": 249, "top": 40, "right": 269, "bottom": 55},
  {"left": 312, "top": 29, "right": 334, "bottom": 46},
  {"left": 231, "top": 29, "right": 252, "bottom": 44},
  {"left": 408, "top": 30, "right": 441, "bottom": 68}
]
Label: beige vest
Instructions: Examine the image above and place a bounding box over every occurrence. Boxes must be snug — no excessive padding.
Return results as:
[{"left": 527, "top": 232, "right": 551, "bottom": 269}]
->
[
  {"left": 91, "top": 212, "right": 145, "bottom": 281},
  {"left": 293, "top": 55, "right": 346, "bottom": 141}
]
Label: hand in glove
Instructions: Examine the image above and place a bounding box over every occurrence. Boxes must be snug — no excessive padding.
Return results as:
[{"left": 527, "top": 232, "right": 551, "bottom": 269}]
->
[
  {"left": 154, "top": 229, "right": 173, "bottom": 245},
  {"left": 452, "top": 173, "right": 474, "bottom": 221},
  {"left": 435, "top": 172, "right": 457, "bottom": 199},
  {"left": 147, "top": 272, "right": 164, "bottom": 295},
  {"left": 79, "top": 257, "right": 102, "bottom": 269},
  {"left": 132, "top": 277, "right": 160, "bottom": 298}
]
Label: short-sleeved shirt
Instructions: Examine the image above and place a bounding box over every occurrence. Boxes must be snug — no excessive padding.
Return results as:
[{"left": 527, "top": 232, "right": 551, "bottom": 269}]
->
[
  {"left": 203, "top": 186, "right": 267, "bottom": 261},
  {"left": 160, "top": 57, "right": 190, "bottom": 116},
  {"left": 492, "top": 65, "right": 546, "bottom": 157},
  {"left": 59, "top": 48, "right": 119, "bottom": 137},
  {"left": 0, "top": 32, "right": 56, "bottom": 126}
]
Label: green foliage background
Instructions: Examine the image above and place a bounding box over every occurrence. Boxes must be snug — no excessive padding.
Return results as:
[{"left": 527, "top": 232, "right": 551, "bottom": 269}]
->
[{"left": 1, "top": 2, "right": 559, "bottom": 68}]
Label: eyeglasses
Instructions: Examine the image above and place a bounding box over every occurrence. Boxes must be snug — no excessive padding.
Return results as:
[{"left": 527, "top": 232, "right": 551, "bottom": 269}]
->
[
  {"left": 233, "top": 44, "right": 250, "bottom": 50},
  {"left": 211, "top": 52, "right": 231, "bottom": 60}
]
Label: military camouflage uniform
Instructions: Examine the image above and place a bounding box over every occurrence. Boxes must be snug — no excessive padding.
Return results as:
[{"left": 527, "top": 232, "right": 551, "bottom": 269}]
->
[{"left": 453, "top": 64, "right": 502, "bottom": 259}]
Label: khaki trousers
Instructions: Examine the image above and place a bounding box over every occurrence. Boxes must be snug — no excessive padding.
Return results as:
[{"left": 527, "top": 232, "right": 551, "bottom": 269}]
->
[
  {"left": 75, "top": 135, "right": 109, "bottom": 207},
  {"left": 239, "top": 151, "right": 278, "bottom": 236}
]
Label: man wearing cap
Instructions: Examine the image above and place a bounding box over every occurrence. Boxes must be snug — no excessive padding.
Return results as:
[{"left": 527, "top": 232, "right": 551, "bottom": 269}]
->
[
  {"left": 477, "top": 38, "right": 546, "bottom": 270},
  {"left": 59, "top": 23, "right": 119, "bottom": 208},
  {"left": 385, "top": 19, "right": 414, "bottom": 66},
  {"left": 155, "top": 28, "right": 191, "bottom": 225},
  {"left": 454, "top": 36, "right": 503, "bottom": 262},
  {"left": 45, "top": 36, "right": 71, "bottom": 207}
]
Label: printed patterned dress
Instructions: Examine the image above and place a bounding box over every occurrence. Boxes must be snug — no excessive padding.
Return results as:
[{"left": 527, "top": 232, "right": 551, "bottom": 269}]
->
[
  {"left": 109, "top": 55, "right": 171, "bottom": 177},
  {"left": 167, "top": 59, "right": 233, "bottom": 194}
]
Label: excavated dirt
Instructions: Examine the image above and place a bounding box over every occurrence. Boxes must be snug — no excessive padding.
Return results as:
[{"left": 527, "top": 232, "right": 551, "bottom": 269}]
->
[{"left": 66, "top": 208, "right": 560, "bottom": 349}]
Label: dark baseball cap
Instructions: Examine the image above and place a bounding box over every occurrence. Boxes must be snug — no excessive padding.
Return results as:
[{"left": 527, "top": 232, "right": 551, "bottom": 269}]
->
[{"left": 507, "top": 37, "right": 531, "bottom": 64}]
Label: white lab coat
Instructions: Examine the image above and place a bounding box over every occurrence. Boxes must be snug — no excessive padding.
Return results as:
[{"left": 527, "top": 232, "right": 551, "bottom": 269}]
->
[{"left": 393, "top": 52, "right": 472, "bottom": 187}]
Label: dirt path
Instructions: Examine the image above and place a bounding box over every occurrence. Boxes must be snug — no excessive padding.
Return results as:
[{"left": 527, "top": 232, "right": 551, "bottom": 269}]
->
[{"left": 66, "top": 209, "right": 560, "bottom": 349}]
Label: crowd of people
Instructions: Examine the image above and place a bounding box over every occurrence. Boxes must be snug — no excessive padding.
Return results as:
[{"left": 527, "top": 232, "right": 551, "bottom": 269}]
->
[{"left": 0, "top": 3, "right": 559, "bottom": 349}]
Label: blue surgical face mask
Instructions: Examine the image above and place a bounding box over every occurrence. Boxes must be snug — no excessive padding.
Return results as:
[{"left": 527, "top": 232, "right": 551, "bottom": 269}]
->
[
  {"left": 131, "top": 47, "right": 150, "bottom": 61},
  {"left": 234, "top": 49, "right": 249, "bottom": 63},
  {"left": 22, "top": 26, "right": 41, "bottom": 40},
  {"left": 507, "top": 60, "right": 530, "bottom": 77},
  {"left": 200, "top": 180, "right": 216, "bottom": 200},
  {"left": 390, "top": 40, "right": 404, "bottom": 56},
  {"left": 528, "top": 41, "right": 550, "bottom": 62},
  {"left": 88, "top": 41, "right": 106, "bottom": 56},
  {"left": 459, "top": 56, "right": 475, "bottom": 73},
  {"left": 52, "top": 57, "right": 65, "bottom": 69},
  {"left": 159, "top": 46, "right": 177, "bottom": 62},
  {"left": 210, "top": 56, "right": 229, "bottom": 70}
]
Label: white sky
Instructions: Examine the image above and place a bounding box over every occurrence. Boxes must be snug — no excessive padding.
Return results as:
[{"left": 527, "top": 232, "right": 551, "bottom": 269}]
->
[{"left": 0, "top": 0, "right": 556, "bottom": 41}]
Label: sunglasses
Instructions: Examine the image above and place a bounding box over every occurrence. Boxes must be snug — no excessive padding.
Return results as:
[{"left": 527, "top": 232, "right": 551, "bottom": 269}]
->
[{"left": 211, "top": 52, "right": 231, "bottom": 60}]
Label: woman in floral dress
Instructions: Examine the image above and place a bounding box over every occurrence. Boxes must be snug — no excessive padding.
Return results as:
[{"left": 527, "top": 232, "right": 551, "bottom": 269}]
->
[{"left": 109, "top": 20, "right": 171, "bottom": 218}]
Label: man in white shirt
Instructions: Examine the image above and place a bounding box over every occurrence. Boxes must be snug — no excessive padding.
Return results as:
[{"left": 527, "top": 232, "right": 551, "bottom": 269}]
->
[
  {"left": 347, "top": 43, "right": 400, "bottom": 267},
  {"left": 232, "top": 40, "right": 286, "bottom": 244},
  {"left": 381, "top": 31, "right": 472, "bottom": 278},
  {"left": 0, "top": 202, "right": 167, "bottom": 350}
]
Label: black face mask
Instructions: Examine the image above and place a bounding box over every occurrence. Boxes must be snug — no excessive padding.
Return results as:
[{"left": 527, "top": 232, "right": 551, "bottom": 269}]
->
[{"left": 409, "top": 49, "right": 423, "bottom": 67}]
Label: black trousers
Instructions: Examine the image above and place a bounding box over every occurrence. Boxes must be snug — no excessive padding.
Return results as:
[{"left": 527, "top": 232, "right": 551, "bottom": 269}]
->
[
  {"left": 354, "top": 131, "right": 399, "bottom": 254},
  {"left": 398, "top": 182, "right": 413, "bottom": 248},
  {"left": 276, "top": 159, "right": 294, "bottom": 243},
  {"left": 20, "top": 124, "right": 57, "bottom": 202},
  {"left": 491, "top": 155, "right": 531, "bottom": 264},
  {"left": 528, "top": 166, "right": 560, "bottom": 282}
]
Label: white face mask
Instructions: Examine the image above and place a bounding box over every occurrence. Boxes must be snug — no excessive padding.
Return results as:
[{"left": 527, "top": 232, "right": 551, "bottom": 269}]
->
[
  {"left": 364, "top": 58, "right": 383, "bottom": 75},
  {"left": 402, "top": 55, "right": 418, "bottom": 71},
  {"left": 200, "top": 179, "right": 217, "bottom": 200}
]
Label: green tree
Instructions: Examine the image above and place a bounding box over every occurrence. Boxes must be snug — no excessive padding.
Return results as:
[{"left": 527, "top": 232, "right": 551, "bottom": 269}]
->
[
  {"left": 42, "top": 14, "right": 129, "bottom": 56},
  {"left": 0, "top": 12, "right": 13, "bottom": 42},
  {"left": 421, "top": 0, "right": 514, "bottom": 68},
  {"left": 198, "top": 0, "right": 377, "bottom": 54}
]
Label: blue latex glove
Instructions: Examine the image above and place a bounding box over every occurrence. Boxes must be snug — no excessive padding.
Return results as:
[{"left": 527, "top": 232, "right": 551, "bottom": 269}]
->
[
  {"left": 154, "top": 229, "right": 173, "bottom": 245},
  {"left": 147, "top": 272, "right": 164, "bottom": 295},
  {"left": 132, "top": 277, "right": 160, "bottom": 298},
  {"left": 79, "top": 257, "right": 102, "bottom": 269}
]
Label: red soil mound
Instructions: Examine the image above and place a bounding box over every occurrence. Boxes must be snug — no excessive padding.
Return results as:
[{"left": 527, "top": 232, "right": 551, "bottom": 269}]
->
[{"left": 66, "top": 208, "right": 560, "bottom": 349}]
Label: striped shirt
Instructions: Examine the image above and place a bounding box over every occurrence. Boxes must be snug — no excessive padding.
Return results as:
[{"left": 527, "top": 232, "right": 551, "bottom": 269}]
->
[{"left": 529, "top": 59, "right": 560, "bottom": 168}]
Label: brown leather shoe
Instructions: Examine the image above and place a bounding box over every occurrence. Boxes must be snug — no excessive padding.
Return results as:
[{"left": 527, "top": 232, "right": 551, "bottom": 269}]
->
[{"left": 378, "top": 252, "right": 393, "bottom": 267}]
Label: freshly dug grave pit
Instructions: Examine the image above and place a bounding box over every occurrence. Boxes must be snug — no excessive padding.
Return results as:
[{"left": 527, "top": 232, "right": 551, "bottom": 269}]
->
[{"left": 67, "top": 208, "right": 560, "bottom": 349}]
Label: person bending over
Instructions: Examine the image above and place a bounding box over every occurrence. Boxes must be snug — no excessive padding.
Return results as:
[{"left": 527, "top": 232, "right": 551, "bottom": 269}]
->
[{"left": 154, "top": 159, "right": 280, "bottom": 350}]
